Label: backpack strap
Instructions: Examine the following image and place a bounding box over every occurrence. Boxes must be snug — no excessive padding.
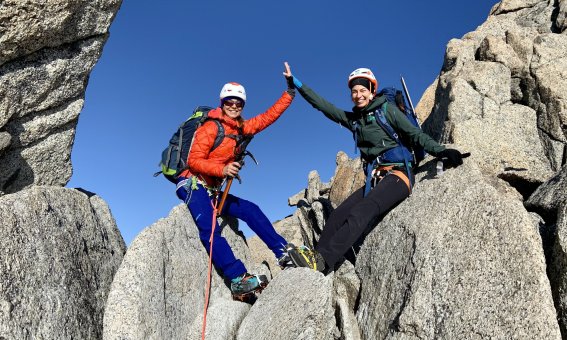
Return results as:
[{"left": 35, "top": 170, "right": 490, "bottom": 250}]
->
[
  {"left": 373, "top": 102, "right": 401, "bottom": 144},
  {"left": 368, "top": 101, "right": 415, "bottom": 194},
  {"left": 223, "top": 120, "right": 245, "bottom": 143},
  {"left": 175, "top": 119, "right": 225, "bottom": 177},
  {"left": 210, "top": 119, "right": 225, "bottom": 151},
  {"left": 374, "top": 103, "right": 412, "bottom": 164},
  {"left": 206, "top": 118, "right": 255, "bottom": 162},
  {"left": 351, "top": 121, "right": 360, "bottom": 154},
  {"left": 175, "top": 124, "right": 184, "bottom": 171}
]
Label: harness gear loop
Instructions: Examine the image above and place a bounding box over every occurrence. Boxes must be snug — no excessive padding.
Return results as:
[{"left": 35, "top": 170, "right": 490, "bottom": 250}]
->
[
  {"left": 179, "top": 175, "right": 222, "bottom": 197},
  {"left": 374, "top": 165, "right": 411, "bottom": 191},
  {"left": 364, "top": 161, "right": 412, "bottom": 196}
]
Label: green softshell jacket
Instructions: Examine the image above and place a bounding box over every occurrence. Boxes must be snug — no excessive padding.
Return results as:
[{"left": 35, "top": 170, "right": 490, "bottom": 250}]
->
[{"left": 297, "top": 83, "right": 446, "bottom": 163}]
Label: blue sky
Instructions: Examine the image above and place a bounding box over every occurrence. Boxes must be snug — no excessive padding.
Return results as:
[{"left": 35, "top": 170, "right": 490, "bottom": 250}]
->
[{"left": 67, "top": 0, "right": 497, "bottom": 245}]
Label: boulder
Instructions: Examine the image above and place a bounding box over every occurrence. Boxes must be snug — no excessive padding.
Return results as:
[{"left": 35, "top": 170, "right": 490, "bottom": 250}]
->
[
  {"left": 328, "top": 151, "right": 365, "bottom": 207},
  {"left": 355, "top": 161, "right": 561, "bottom": 339},
  {"left": 236, "top": 268, "right": 337, "bottom": 340},
  {"left": 415, "top": 77, "right": 438, "bottom": 123},
  {"left": 526, "top": 165, "right": 567, "bottom": 335},
  {"left": 103, "top": 204, "right": 265, "bottom": 339},
  {"left": 0, "top": 186, "right": 126, "bottom": 339}
]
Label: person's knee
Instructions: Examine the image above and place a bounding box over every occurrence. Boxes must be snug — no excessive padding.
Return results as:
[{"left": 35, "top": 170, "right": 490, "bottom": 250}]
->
[
  {"left": 238, "top": 197, "right": 259, "bottom": 210},
  {"left": 238, "top": 200, "right": 263, "bottom": 219}
]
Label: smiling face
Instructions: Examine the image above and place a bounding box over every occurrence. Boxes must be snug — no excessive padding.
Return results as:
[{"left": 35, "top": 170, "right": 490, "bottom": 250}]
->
[
  {"left": 351, "top": 85, "right": 373, "bottom": 108},
  {"left": 221, "top": 98, "right": 244, "bottom": 119}
]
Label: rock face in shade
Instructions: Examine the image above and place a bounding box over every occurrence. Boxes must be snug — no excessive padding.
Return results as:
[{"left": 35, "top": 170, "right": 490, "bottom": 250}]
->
[
  {"left": 0, "top": 0, "right": 122, "bottom": 194},
  {"left": 525, "top": 165, "right": 567, "bottom": 335},
  {"left": 0, "top": 187, "right": 126, "bottom": 339}
]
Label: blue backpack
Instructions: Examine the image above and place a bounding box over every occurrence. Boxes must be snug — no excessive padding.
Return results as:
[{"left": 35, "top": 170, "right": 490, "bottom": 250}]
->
[
  {"left": 375, "top": 87, "right": 426, "bottom": 165},
  {"left": 154, "top": 106, "right": 225, "bottom": 184}
]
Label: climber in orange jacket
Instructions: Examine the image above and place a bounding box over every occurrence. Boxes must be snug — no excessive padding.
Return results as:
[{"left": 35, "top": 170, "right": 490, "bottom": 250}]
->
[
  {"left": 181, "top": 84, "right": 291, "bottom": 188},
  {"left": 175, "top": 62, "right": 302, "bottom": 299}
]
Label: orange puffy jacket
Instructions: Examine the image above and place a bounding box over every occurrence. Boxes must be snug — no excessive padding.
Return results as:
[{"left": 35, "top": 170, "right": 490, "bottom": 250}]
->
[{"left": 179, "top": 91, "right": 293, "bottom": 188}]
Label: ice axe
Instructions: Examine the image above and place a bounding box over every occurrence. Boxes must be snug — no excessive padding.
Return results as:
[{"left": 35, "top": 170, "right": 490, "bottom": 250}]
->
[
  {"left": 217, "top": 138, "right": 257, "bottom": 216},
  {"left": 400, "top": 76, "right": 421, "bottom": 126}
]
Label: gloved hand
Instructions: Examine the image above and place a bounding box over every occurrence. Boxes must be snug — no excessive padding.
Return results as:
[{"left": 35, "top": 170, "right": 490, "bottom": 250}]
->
[
  {"left": 438, "top": 148, "right": 464, "bottom": 168},
  {"left": 283, "top": 61, "right": 295, "bottom": 97},
  {"left": 285, "top": 75, "right": 295, "bottom": 96}
]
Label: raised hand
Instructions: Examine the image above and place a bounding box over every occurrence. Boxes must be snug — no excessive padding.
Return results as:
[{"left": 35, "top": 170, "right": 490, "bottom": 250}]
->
[
  {"left": 283, "top": 61, "right": 295, "bottom": 94},
  {"left": 283, "top": 61, "right": 292, "bottom": 78}
]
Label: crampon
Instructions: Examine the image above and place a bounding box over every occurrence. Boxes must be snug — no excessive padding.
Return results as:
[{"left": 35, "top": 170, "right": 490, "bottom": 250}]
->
[{"left": 231, "top": 274, "right": 269, "bottom": 303}]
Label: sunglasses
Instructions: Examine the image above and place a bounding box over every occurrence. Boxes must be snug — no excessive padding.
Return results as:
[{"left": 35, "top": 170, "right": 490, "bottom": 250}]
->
[{"left": 223, "top": 99, "right": 244, "bottom": 108}]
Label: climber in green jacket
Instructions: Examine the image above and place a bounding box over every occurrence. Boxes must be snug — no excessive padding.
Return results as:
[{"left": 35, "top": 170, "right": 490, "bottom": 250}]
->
[{"left": 285, "top": 64, "right": 466, "bottom": 273}]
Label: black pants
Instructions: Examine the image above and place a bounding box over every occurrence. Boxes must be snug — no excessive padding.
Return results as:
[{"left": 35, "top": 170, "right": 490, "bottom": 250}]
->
[{"left": 315, "top": 173, "right": 411, "bottom": 270}]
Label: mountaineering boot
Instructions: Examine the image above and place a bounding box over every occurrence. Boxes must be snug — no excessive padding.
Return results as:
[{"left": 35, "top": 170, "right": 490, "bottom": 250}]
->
[
  {"left": 277, "top": 251, "right": 294, "bottom": 269},
  {"left": 285, "top": 243, "right": 326, "bottom": 273},
  {"left": 231, "top": 273, "right": 269, "bottom": 302}
]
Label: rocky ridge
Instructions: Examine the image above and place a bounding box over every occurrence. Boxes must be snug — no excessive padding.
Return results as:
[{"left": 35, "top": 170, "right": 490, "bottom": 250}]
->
[
  {"left": 103, "top": 0, "right": 567, "bottom": 338},
  {"left": 2, "top": 0, "right": 567, "bottom": 339}
]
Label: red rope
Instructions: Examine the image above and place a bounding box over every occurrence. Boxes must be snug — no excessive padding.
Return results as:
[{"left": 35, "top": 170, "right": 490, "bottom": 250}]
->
[{"left": 201, "top": 196, "right": 219, "bottom": 340}]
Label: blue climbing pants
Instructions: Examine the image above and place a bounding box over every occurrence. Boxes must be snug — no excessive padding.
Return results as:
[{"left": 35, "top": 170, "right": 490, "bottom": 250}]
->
[{"left": 176, "top": 179, "right": 287, "bottom": 280}]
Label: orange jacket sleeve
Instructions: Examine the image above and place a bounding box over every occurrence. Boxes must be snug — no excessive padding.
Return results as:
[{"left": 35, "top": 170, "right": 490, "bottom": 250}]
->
[
  {"left": 187, "top": 121, "right": 225, "bottom": 178},
  {"left": 242, "top": 92, "right": 293, "bottom": 135}
]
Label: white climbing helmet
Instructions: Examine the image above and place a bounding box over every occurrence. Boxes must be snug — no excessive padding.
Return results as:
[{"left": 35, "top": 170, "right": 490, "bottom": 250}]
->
[
  {"left": 347, "top": 68, "right": 378, "bottom": 94},
  {"left": 220, "top": 82, "right": 247, "bottom": 103}
]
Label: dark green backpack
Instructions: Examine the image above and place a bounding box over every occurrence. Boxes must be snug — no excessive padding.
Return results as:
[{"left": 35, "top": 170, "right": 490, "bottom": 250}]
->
[{"left": 154, "top": 106, "right": 225, "bottom": 184}]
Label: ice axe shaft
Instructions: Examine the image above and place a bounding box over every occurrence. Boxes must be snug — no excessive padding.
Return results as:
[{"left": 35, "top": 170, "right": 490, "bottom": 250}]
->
[
  {"left": 217, "top": 177, "right": 234, "bottom": 216},
  {"left": 216, "top": 137, "right": 258, "bottom": 216},
  {"left": 217, "top": 159, "right": 249, "bottom": 216},
  {"left": 400, "top": 76, "right": 416, "bottom": 114}
]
